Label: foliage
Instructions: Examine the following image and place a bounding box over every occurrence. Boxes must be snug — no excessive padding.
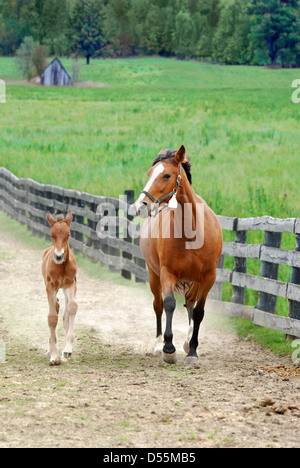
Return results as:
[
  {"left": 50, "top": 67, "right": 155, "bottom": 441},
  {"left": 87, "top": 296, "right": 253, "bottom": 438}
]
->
[
  {"left": 0, "top": 0, "right": 299, "bottom": 66},
  {"left": 15, "top": 37, "right": 48, "bottom": 79},
  {"left": 31, "top": 44, "right": 48, "bottom": 77},
  {"left": 15, "top": 36, "right": 38, "bottom": 79},
  {"left": 72, "top": 0, "right": 107, "bottom": 64},
  {"left": 249, "top": 0, "right": 300, "bottom": 67}
]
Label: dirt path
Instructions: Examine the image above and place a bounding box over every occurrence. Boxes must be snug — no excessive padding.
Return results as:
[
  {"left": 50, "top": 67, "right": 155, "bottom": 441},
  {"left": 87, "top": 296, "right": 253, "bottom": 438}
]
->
[{"left": 0, "top": 222, "right": 300, "bottom": 448}]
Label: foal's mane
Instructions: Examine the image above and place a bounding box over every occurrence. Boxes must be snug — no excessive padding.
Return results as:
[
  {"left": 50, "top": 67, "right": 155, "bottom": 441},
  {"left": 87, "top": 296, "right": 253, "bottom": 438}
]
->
[{"left": 152, "top": 149, "right": 192, "bottom": 185}]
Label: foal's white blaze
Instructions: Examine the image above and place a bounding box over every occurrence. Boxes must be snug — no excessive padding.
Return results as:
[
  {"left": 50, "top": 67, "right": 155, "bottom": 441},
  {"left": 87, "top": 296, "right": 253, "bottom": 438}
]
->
[
  {"left": 136, "top": 163, "right": 164, "bottom": 205},
  {"left": 54, "top": 248, "right": 64, "bottom": 257}
]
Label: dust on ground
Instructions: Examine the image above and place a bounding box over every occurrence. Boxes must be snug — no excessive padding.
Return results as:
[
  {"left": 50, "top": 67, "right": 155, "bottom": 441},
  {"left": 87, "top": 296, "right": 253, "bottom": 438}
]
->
[{"left": 0, "top": 223, "right": 300, "bottom": 448}]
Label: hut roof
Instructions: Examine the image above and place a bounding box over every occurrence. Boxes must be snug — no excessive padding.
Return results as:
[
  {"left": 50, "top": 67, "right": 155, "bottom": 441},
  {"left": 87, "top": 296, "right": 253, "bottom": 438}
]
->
[
  {"left": 42, "top": 58, "right": 72, "bottom": 79},
  {"left": 41, "top": 58, "right": 72, "bottom": 86}
]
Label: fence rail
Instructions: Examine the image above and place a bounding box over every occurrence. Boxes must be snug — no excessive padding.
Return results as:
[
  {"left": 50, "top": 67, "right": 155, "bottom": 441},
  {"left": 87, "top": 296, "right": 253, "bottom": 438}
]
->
[{"left": 1, "top": 167, "right": 300, "bottom": 337}]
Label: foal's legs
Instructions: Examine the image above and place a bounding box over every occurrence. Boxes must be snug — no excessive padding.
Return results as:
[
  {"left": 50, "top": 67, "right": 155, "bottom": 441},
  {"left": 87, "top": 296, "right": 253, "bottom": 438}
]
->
[
  {"left": 46, "top": 285, "right": 60, "bottom": 366},
  {"left": 62, "top": 282, "right": 78, "bottom": 361},
  {"left": 149, "top": 267, "right": 164, "bottom": 356}
]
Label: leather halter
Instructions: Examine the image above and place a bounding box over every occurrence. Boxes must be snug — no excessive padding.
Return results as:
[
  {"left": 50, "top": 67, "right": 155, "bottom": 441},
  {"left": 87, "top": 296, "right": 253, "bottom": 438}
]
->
[{"left": 141, "top": 164, "right": 182, "bottom": 205}]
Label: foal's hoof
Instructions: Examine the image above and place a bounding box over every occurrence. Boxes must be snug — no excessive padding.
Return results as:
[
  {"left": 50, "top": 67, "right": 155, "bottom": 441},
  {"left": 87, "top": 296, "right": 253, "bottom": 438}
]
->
[
  {"left": 61, "top": 352, "right": 72, "bottom": 362},
  {"left": 163, "top": 351, "right": 177, "bottom": 365},
  {"left": 184, "top": 355, "right": 199, "bottom": 366}
]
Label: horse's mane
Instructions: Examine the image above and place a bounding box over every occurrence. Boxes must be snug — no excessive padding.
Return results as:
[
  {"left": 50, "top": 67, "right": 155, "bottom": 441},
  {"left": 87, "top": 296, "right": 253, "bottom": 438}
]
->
[{"left": 151, "top": 149, "right": 192, "bottom": 185}]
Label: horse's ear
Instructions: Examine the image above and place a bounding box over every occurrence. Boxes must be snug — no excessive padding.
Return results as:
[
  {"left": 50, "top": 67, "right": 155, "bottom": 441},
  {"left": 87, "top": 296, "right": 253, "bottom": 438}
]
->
[
  {"left": 47, "top": 211, "right": 56, "bottom": 227},
  {"left": 65, "top": 210, "right": 73, "bottom": 226},
  {"left": 174, "top": 145, "right": 186, "bottom": 165}
]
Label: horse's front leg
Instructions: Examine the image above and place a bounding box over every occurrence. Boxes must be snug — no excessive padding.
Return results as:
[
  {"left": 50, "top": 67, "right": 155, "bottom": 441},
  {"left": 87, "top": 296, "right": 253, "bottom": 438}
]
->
[
  {"left": 160, "top": 268, "right": 177, "bottom": 364},
  {"left": 46, "top": 285, "right": 60, "bottom": 366},
  {"left": 149, "top": 267, "right": 164, "bottom": 356},
  {"left": 62, "top": 282, "right": 78, "bottom": 362}
]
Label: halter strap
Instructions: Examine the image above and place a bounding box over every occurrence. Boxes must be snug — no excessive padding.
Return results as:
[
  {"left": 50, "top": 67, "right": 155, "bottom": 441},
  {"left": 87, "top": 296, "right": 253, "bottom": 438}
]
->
[{"left": 141, "top": 164, "right": 182, "bottom": 205}]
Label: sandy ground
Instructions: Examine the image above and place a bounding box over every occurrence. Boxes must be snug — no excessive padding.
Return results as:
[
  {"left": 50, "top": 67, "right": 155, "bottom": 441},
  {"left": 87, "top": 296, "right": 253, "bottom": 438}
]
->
[{"left": 0, "top": 223, "right": 300, "bottom": 448}]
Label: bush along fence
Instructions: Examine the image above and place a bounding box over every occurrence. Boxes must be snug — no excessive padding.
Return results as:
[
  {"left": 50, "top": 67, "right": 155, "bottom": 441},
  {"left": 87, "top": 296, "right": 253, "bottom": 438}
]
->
[{"left": 0, "top": 167, "right": 300, "bottom": 338}]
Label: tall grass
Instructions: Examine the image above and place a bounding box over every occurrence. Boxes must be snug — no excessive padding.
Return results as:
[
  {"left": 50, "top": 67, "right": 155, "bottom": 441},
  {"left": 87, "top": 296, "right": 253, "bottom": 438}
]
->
[{"left": 0, "top": 57, "right": 299, "bottom": 218}]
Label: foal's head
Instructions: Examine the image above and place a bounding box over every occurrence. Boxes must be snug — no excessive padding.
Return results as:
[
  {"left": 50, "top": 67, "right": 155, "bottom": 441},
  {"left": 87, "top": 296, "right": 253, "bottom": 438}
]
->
[
  {"left": 47, "top": 211, "right": 73, "bottom": 265},
  {"left": 134, "top": 145, "right": 191, "bottom": 217}
]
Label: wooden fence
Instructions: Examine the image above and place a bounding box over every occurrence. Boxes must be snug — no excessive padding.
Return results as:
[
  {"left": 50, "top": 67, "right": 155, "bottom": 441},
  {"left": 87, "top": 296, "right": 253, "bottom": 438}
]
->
[{"left": 1, "top": 167, "right": 300, "bottom": 338}]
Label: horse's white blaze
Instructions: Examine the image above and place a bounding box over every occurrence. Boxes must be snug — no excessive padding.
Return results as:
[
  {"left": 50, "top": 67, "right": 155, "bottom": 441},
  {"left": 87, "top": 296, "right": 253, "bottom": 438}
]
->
[
  {"left": 136, "top": 163, "right": 164, "bottom": 205},
  {"left": 54, "top": 248, "right": 64, "bottom": 257}
]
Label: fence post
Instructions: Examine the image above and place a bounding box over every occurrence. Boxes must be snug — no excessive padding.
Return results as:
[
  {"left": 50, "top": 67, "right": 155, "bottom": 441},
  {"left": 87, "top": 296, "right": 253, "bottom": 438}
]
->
[
  {"left": 288, "top": 234, "right": 300, "bottom": 321},
  {"left": 134, "top": 235, "right": 146, "bottom": 283},
  {"left": 256, "top": 231, "right": 282, "bottom": 314},
  {"left": 108, "top": 203, "right": 120, "bottom": 273},
  {"left": 122, "top": 190, "right": 134, "bottom": 280},
  {"left": 231, "top": 230, "right": 247, "bottom": 304},
  {"left": 209, "top": 255, "right": 225, "bottom": 301}
]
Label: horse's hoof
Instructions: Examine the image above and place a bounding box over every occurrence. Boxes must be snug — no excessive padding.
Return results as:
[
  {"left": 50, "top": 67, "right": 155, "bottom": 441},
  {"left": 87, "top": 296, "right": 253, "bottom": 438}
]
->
[
  {"left": 49, "top": 358, "right": 61, "bottom": 366},
  {"left": 154, "top": 347, "right": 163, "bottom": 357},
  {"left": 163, "top": 351, "right": 177, "bottom": 365},
  {"left": 183, "top": 340, "right": 190, "bottom": 354},
  {"left": 184, "top": 356, "right": 199, "bottom": 366}
]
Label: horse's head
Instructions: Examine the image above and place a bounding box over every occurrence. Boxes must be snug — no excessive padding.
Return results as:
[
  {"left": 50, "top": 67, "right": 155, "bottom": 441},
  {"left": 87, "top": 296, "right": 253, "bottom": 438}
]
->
[
  {"left": 133, "top": 145, "right": 188, "bottom": 217},
  {"left": 47, "top": 211, "right": 73, "bottom": 264}
]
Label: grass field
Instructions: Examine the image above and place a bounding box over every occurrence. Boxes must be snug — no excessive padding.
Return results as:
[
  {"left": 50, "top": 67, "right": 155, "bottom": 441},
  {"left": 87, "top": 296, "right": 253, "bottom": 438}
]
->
[
  {"left": 0, "top": 56, "right": 299, "bottom": 342},
  {"left": 0, "top": 56, "right": 299, "bottom": 219}
]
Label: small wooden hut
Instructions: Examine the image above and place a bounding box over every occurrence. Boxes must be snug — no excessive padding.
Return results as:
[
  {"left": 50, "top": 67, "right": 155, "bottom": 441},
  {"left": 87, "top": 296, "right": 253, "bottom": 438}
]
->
[{"left": 41, "top": 58, "right": 72, "bottom": 87}]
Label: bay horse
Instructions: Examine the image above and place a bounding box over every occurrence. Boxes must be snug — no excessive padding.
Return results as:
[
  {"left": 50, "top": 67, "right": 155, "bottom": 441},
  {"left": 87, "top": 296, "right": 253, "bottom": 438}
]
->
[
  {"left": 42, "top": 211, "right": 78, "bottom": 366},
  {"left": 133, "top": 145, "right": 223, "bottom": 365}
]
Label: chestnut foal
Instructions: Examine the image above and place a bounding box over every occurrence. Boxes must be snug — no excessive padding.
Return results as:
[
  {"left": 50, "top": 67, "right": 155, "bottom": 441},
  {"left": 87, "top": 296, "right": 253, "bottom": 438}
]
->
[{"left": 42, "top": 211, "right": 78, "bottom": 366}]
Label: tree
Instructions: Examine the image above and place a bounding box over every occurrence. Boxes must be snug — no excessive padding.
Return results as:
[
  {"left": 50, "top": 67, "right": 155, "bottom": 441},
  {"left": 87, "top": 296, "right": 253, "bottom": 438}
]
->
[
  {"left": 213, "top": 0, "right": 251, "bottom": 64},
  {"left": 249, "top": 0, "right": 300, "bottom": 66},
  {"left": 41, "top": 0, "right": 70, "bottom": 55},
  {"left": 15, "top": 36, "right": 38, "bottom": 79},
  {"left": 174, "top": 8, "right": 196, "bottom": 58},
  {"left": 72, "top": 0, "right": 107, "bottom": 64},
  {"left": 31, "top": 44, "right": 48, "bottom": 76},
  {"left": 194, "top": 0, "right": 221, "bottom": 59}
]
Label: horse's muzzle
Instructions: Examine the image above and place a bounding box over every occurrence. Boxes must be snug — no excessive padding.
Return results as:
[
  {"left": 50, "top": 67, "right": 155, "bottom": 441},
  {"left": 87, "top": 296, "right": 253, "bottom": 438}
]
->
[{"left": 131, "top": 201, "right": 149, "bottom": 218}]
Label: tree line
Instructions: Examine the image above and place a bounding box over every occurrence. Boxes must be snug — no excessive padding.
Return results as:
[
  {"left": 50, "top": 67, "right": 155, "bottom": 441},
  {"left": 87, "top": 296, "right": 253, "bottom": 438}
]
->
[{"left": 0, "top": 0, "right": 299, "bottom": 67}]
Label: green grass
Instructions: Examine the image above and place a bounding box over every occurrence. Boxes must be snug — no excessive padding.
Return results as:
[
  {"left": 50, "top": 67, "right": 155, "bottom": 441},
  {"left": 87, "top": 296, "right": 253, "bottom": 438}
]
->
[
  {"left": 0, "top": 57, "right": 299, "bottom": 218},
  {"left": 209, "top": 313, "right": 293, "bottom": 357}
]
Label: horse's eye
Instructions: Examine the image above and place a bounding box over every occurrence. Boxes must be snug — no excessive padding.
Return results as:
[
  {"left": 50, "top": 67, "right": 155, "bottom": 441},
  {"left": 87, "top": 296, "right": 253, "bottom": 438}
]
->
[{"left": 163, "top": 174, "right": 171, "bottom": 180}]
